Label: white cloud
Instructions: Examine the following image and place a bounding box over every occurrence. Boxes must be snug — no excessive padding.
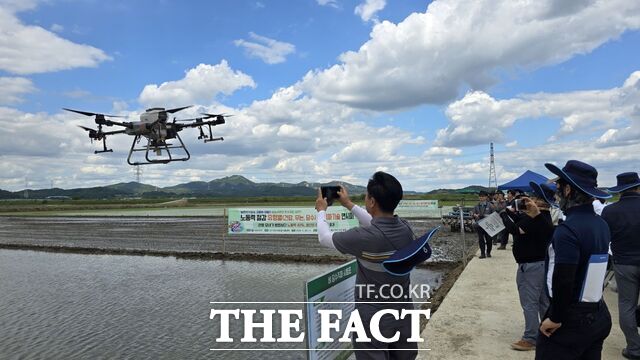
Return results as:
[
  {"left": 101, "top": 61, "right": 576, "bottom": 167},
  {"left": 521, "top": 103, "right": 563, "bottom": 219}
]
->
[
  {"left": 0, "top": 0, "right": 37, "bottom": 12},
  {"left": 491, "top": 140, "right": 640, "bottom": 188},
  {"left": 80, "top": 165, "right": 118, "bottom": 175},
  {"left": 0, "top": 6, "right": 111, "bottom": 75},
  {"left": 1, "top": 1, "right": 638, "bottom": 193},
  {"left": 354, "top": 0, "right": 386, "bottom": 22},
  {"left": 317, "top": 0, "right": 339, "bottom": 8},
  {"left": 0, "top": 107, "right": 90, "bottom": 157},
  {"left": 301, "top": 0, "right": 640, "bottom": 111},
  {"left": 1, "top": 95, "right": 636, "bottom": 192},
  {"left": 50, "top": 23, "right": 64, "bottom": 33},
  {"left": 435, "top": 71, "right": 640, "bottom": 147},
  {"left": 424, "top": 146, "right": 462, "bottom": 156},
  {"left": 63, "top": 89, "right": 91, "bottom": 99},
  {"left": 0, "top": 77, "right": 36, "bottom": 104},
  {"left": 0, "top": 78, "right": 427, "bottom": 191},
  {"left": 138, "top": 61, "right": 256, "bottom": 107},
  {"left": 234, "top": 32, "right": 296, "bottom": 64},
  {"left": 505, "top": 141, "right": 518, "bottom": 148}
]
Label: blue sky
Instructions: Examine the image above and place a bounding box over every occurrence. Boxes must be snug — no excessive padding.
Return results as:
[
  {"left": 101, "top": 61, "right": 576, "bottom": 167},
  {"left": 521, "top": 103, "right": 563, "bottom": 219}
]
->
[{"left": 0, "top": 0, "right": 639, "bottom": 192}]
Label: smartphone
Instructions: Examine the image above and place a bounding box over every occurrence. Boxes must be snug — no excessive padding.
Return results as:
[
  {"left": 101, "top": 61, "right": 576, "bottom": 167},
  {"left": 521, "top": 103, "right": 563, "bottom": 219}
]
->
[
  {"left": 321, "top": 186, "right": 341, "bottom": 206},
  {"left": 514, "top": 198, "right": 526, "bottom": 211}
]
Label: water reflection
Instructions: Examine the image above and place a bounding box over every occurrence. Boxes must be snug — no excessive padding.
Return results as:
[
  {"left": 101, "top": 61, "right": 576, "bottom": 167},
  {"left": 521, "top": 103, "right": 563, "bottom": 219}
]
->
[{"left": 0, "top": 250, "right": 441, "bottom": 359}]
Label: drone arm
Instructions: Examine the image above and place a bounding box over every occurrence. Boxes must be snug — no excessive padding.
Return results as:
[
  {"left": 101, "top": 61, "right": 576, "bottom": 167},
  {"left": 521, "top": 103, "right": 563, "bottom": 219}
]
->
[
  {"left": 102, "top": 129, "right": 127, "bottom": 136},
  {"left": 102, "top": 119, "right": 133, "bottom": 128},
  {"left": 176, "top": 118, "right": 225, "bottom": 129}
]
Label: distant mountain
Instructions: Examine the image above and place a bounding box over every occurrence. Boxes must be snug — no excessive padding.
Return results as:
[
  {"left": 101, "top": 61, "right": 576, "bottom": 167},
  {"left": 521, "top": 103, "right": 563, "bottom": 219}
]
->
[
  {"left": 427, "top": 185, "right": 490, "bottom": 195},
  {"left": 0, "top": 175, "right": 370, "bottom": 200},
  {"left": 0, "top": 189, "right": 15, "bottom": 200}
]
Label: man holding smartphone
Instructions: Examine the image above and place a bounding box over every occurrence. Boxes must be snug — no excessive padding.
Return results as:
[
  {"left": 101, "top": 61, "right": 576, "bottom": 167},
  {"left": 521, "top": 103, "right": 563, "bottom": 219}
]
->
[
  {"left": 315, "top": 171, "right": 417, "bottom": 360},
  {"left": 499, "top": 183, "right": 555, "bottom": 351}
]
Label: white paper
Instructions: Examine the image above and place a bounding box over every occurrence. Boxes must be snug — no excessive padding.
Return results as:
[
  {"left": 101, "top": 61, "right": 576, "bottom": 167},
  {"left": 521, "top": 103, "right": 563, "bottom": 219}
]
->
[{"left": 477, "top": 212, "right": 505, "bottom": 237}]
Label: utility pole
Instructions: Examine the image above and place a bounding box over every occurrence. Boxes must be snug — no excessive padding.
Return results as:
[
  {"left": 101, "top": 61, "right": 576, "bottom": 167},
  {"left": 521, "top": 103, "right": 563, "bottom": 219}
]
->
[
  {"left": 488, "top": 142, "right": 498, "bottom": 191},
  {"left": 24, "top": 177, "right": 29, "bottom": 199},
  {"left": 134, "top": 165, "right": 142, "bottom": 183}
]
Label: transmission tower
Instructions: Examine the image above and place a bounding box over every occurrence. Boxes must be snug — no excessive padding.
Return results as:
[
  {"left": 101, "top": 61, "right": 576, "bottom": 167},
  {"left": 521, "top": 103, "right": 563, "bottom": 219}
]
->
[
  {"left": 488, "top": 142, "right": 498, "bottom": 190},
  {"left": 134, "top": 165, "right": 142, "bottom": 183}
]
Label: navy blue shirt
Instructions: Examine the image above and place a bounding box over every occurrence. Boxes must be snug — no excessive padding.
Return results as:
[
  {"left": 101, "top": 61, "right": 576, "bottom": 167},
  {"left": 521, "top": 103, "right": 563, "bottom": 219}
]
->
[
  {"left": 546, "top": 204, "right": 610, "bottom": 303},
  {"left": 601, "top": 192, "right": 640, "bottom": 265}
]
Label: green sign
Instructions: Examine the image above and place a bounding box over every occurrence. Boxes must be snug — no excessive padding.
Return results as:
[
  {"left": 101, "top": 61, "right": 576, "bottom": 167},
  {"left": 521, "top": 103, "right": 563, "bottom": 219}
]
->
[
  {"left": 395, "top": 200, "right": 439, "bottom": 218},
  {"left": 305, "top": 260, "right": 357, "bottom": 360},
  {"left": 227, "top": 207, "right": 359, "bottom": 234}
]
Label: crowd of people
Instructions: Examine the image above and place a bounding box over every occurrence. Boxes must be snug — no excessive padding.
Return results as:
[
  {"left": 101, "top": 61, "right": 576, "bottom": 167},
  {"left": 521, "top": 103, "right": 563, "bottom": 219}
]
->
[
  {"left": 471, "top": 160, "right": 640, "bottom": 359},
  {"left": 312, "top": 160, "right": 639, "bottom": 360}
]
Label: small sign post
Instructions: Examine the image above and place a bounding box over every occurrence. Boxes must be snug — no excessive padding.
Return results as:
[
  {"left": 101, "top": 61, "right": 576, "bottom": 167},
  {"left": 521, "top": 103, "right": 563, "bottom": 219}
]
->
[{"left": 304, "top": 260, "right": 357, "bottom": 360}]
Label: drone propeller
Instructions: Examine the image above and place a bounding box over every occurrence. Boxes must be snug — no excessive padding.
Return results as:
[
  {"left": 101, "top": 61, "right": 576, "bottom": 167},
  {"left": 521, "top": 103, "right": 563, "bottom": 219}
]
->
[
  {"left": 77, "top": 125, "right": 96, "bottom": 132},
  {"left": 63, "top": 108, "right": 126, "bottom": 118},
  {"left": 77, "top": 125, "right": 100, "bottom": 143},
  {"left": 165, "top": 105, "right": 193, "bottom": 114},
  {"left": 201, "top": 113, "right": 234, "bottom": 119}
]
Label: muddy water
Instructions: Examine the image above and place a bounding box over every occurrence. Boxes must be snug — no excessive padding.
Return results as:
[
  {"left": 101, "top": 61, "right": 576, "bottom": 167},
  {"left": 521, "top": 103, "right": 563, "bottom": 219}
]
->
[
  {"left": 0, "top": 216, "right": 472, "bottom": 262},
  {"left": 0, "top": 249, "right": 443, "bottom": 359}
]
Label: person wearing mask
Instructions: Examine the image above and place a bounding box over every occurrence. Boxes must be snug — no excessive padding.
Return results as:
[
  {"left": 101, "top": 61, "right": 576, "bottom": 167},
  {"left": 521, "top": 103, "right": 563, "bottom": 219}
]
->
[
  {"left": 499, "top": 181, "right": 555, "bottom": 351},
  {"left": 472, "top": 191, "right": 495, "bottom": 259},
  {"left": 601, "top": 172, "right": 640, "bottom": 359},
  {"left": 536, "top": 160, "right": 612, "bottom": 360}
]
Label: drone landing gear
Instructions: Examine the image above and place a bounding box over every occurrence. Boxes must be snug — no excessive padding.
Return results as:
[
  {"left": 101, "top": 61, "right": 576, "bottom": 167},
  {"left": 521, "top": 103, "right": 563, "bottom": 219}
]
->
[
  {"left": 127, "top": 134, "right": 190, "bottom": 166},
  {"left": 94, "top": 137, "right": 113, "bottom": 154},
  {"left": 198, "top": 123, "right": 224, "bottom": 143}
]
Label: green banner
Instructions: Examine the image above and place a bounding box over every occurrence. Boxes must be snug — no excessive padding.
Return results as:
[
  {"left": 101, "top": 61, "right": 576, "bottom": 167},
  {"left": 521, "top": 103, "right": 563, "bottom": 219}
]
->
[
  {"left": 227, "top": 207, "right": 359, "bottom": 234},
  {"left": 395, "top": 200, "right": 439, "bottom": 218}
]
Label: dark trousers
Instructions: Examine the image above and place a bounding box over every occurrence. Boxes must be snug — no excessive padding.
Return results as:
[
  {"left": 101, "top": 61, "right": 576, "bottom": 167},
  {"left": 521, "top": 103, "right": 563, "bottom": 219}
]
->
[
  {"left": 477, "top": 228, "right": 492, "bottom": 256},
  {"left": 535, "top": 301, "right": 612, "bottom": 360},
  {"left": 498, "top": 229, "right": 508, "bottom": 247},
  {"left": 353, "top": 304, "right": 417, "bottom": 360},
  {"left": 614, "top": 263, "right": 640, "bottom": 356}
]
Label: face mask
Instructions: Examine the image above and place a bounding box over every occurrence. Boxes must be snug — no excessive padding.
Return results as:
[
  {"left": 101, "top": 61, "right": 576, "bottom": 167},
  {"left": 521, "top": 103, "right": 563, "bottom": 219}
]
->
[{"left": 556, "top": 185, "right": 570, "bottom": 212}]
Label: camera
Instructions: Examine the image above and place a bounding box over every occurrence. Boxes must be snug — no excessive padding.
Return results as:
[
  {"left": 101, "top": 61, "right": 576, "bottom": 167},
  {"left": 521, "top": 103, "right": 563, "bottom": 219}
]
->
[
  {"left": 514, "top": 198, "right": 527, "bottom": 211},
  {"left": 321, "top": 186, "right": 341, "bottom": 206}
]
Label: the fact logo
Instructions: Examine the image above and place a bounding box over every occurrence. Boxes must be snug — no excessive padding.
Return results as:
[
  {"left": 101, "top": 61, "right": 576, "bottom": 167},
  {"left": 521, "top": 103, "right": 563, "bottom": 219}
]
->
[{"left": 209, "top": 307, "right": 431, "bottom": 344}]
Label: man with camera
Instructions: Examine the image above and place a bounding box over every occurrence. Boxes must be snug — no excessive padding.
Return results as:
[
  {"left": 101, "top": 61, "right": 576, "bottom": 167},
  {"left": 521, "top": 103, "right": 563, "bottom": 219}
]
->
[
  {"left": 315, "top": 171, "right": 418, "bottom": 360},
  {"left": 499, "top": 183, "right": 554, "bottom": 351}
]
